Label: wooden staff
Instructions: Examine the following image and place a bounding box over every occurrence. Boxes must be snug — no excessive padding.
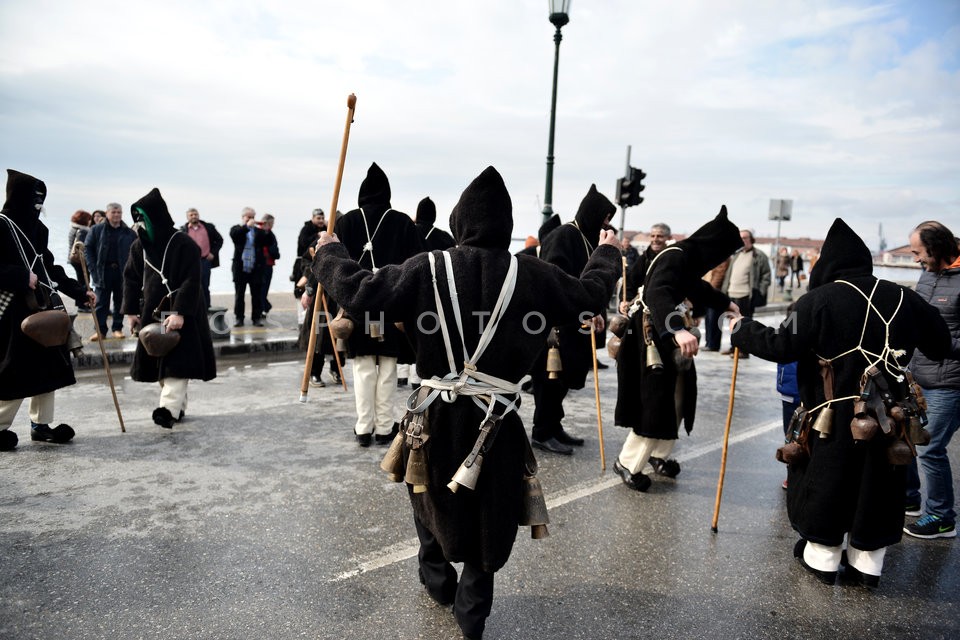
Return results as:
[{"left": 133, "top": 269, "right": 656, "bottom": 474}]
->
[
  {"left": 711, "top": 346, "right": 739, "bottom": 533},
  {"left": 621, "top": 256, "right": 628, "bottom": 305},
  {"left": 585, "top": 321, "right": 606, "bottom": 471},
  {"left": 300, "top": 93, "right": 357, "bottom": 402},
  {"left": 77, "top": 244, "right": 125, "bottom": 432}
]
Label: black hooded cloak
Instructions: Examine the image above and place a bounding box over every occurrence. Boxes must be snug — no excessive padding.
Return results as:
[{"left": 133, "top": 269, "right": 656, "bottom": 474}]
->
[
  {"left": 615, "top": 206, "right": 742, "bottom": 437},
  {"left": 538, "top": 184, "right": 617, "bottom": 388},
  {"left": 332, "top": 163, "right": 424, "bottom": 361},
  {"left": 731, "top": 218, "right": 950, "bottom": 550},
  {"left": 122, "top": 188, "right": 216, "bottom": 383},
  {"left": 315, "top": 166, "right": 620, "bottom": 571},
  {"left": 415, "top": 197, "right": 455, "bottom": 251},
  {"left": 0, "top": 170, "right": 87, "bottom": 400}
]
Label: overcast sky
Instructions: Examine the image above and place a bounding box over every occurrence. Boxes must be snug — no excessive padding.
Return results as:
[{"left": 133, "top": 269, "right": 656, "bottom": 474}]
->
[{"left": 2, "top": 0, "right": 958, "bottom": 264}]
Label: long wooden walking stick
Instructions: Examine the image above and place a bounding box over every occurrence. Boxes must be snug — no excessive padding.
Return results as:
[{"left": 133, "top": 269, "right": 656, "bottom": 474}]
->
[
  {"left": 621, "top": 256, "right": 627, "bottom": 306},
  {"left": 585, "top": 321, "right": 606, "bottom": 471},
  {"left": 77, "top": 245, "right": 125, "bottom": 432},
  {"left": 711, "top": 346, "right": 740, "bottom": 532},
  {"left": 300, "top": 93, "right": 357, "bottom": 402}
]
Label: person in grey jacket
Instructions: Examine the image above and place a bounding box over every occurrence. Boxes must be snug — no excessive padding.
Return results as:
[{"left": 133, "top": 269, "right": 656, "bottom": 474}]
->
[{"left": 904, "top": 220, "right": 960, "bottom": 540}]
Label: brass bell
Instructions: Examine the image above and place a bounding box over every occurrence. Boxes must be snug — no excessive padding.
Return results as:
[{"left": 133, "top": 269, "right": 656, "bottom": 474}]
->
[
  {"left": 850, "top": 400, "right": 879, "bottom": 441},
  {"left": 447, "top": 454, "right": 483, "bottom": 493},
  {"left": 546, "top": 346, "right": 563, "bottom": 380},
  {"left": 330, "top": 308, "right": 354, "bottom": 340},
  {"left": 379, "top": 432, "right": 406, "bottom": 482},
  {"left": 645, "top": 342, "right": 663, "bottom": 371},
  {"left": 404, "top": 448, "right": 429, "bottom": 493},
  {"left": 908, "top": 416, "right": 931, "bottom": 446},
  {"left": 775, "top": 442, "right": 805, "bottom": 465},
  {"left": 811, "top": 406, "right": 834, "bottom": 439},
  {"left": 519, "top": 475, "right": 550, "bottom": 539},
  {"left": 608, "top": 314, "right": 629, "bottom": 338},
  {"left": 606, "top": 335, "right": 621, "bottom": 360},
  {"left": 368, "top": 321, "right": 384, "bottom": 341},
  {"left": 886, "top": 439, "right": 913, "bottom": 466}
]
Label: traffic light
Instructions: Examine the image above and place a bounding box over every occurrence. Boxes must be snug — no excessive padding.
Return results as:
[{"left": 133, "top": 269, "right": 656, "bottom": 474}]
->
[{"left": 616, "top": 166, "right": 646, "bottom": 208}]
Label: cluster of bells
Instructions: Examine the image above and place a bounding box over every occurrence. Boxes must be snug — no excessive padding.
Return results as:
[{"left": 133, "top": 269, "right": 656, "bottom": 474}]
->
[{"left": 379, "top": 414, "right": 550, "bottom": 540}]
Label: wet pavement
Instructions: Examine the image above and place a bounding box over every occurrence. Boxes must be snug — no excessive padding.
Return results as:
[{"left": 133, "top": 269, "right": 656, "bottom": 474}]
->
[{"left": 1, "top": 301, "right": 958, "bottom": 640}]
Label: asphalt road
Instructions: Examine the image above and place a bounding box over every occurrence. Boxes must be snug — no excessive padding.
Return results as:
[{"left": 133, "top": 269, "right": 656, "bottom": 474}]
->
[{"left": 1, "top": 306, "right": 958, "bottom": 640}]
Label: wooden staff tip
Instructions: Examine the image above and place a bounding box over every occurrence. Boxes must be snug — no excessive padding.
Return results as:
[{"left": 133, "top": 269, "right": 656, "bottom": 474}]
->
[{"left": 347, "top": 94, "right": 357, "bottom": 108}]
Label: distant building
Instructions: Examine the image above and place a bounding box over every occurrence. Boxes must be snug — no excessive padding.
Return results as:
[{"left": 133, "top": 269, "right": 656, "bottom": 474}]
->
[{"left": 877, "top": 244, "right": 920, "bottom": 267}]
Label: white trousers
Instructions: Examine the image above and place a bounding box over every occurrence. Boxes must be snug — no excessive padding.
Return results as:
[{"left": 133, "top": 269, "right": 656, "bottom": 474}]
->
[
  {"left": 159, "top": 378, "right": 189, "bottom": 417},
  {"left": 396, "top": 363, "right": 422, "bottom": 385},
  {"left": 0, "top": 392, "right": 55, "bottom": 428},
  {"left": 617, "top": 431, "right": 676, "bottom": 475},
  {"left": 353, "top": 355, "right": 397, "bottom": 435},
  {"left": 805, "top": 536, "right": 886, "bottom": 576}
]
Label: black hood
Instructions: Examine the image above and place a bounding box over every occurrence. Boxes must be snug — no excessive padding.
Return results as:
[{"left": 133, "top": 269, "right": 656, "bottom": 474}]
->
[
  {"left": 449, "top": 166, "right": 512, "bottom": 250},
  {"left": 538, "top": 213, "right": 561, "bottom": 242},
  {"left": 415, "top": 197, "right": 436, "bottom": 226},
  {"left": 573, "top": 184, "right": 615, "bottom": 247},
  {"left": 357, "top": 162, "right": 392, "bottom": 225},
  {"left": 131, "top": 188, "right": 176, "bottom": 261},
  {"left": 808, "top": 218, "right": 872, "bottom": 290},
  {"left": 676, "top": 205, "right": 743, "bottom": 276},
  {"left": 2, "top": 169, "right": 47, "bottom": 239}
]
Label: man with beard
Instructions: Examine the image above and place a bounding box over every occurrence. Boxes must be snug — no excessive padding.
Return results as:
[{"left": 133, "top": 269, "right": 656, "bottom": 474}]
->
[
  {"left": 730, "top": 218, "right": 950, "bottom": 587},
  {"left": 613, "top": 207, "right": 743, "bottom": 490},
  {"left": 903, "top": 220, "right": 960, "bottom": 540},
  {"left": 314, "top": 166, "right": 620, "bottom": 640},
  {"left": 0, "top": 169, "right": 95, "bottom": 450},
  {"left": 414, "top": 196, "right": 455, "bottom": 251},
  {"left": 122, "top": 188, "right": 217, "bottom": 429},
  {"left": 333, "top": 163, "right": 424, "bottom": 446},
  {"left": 530, "top": 184, "right": 616, "bottom": 455}
]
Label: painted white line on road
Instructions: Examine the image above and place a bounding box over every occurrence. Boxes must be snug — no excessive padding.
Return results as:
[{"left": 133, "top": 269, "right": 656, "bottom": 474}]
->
[{"left": 328, "top": 419, "right": 781, "bottom": 583}]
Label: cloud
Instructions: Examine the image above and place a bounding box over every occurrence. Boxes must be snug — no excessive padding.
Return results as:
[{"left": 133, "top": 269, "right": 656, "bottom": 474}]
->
[{"left": 1, "top": 0, "right": 957, "bottom": 261}]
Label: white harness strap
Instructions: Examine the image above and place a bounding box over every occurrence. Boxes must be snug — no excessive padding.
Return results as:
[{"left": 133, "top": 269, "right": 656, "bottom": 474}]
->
[
  {"left": 142, "top": 231, "right": 183, "bottom": 297},
  {"left": 0, "top": 213, "right": 57, "bottom": 295},
  {"left": 417, "top": 251, "right": 521, "bottom": 419},
  {"left": 359, "top": 208, "right": 393, "bottom": 273}
]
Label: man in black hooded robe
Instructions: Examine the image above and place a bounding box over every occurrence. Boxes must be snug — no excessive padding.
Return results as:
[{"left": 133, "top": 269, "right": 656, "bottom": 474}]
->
[
  {"left": 314, "top": 166, "right": 620, "bottom": 640},
  {"left": 0, "top": 169, "right": 94, "bottom": 450},
  {"left": 415, "top": 196, "right": 455, "bottom": 251},
  {"left": 122, "top": 188, "right": 217, "bottom": 429},
  {"left": 613, "top": 206, "right": 743, "bottom": 490},
  {"left": 333, "top": 163, "right": 424, "bottom": 446},
  {"left": 730, "top": 218, "right": 949, "bottom": 587},
  {"left": 530, "top": 184, "right": 616, "bottom": 455}
]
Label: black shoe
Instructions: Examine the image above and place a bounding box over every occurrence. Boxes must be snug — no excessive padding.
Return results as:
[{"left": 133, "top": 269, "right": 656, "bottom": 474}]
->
[
  {"left": 330, "top": 369, "right": 342, "bottom": 385},
  {"left": 397, "top": 378, "right": 408, "bottom": 388},
  {"left": 233, "top": 319, "right": 244, "bottom": 328},
  {"left": 30, "top": 423, "right": 56, "bottom": 441},
  {"left": 532, "top": 437, "right": 573, "bottom": 455},
  {"left": 152, "top": 407, "right": 176, "bottom": 429},
  {"left": 613, "top": 459, "right": 651, "bottom": 492},
  {"left": 555, "top": 428, "right": 584, "bottom": 447},
  {"left": 375, "top": 422, "right": 400, "bottom": 445},
  {"left": 0, "top": 429, "right": 18, "bottom": 451},
  {"left": 793, "top": 539, "right": 837, "bottom": 585},
  {"left": 596, "top": 361, "right": 609, "bottom": 370},
  {"left": 356, "top": 432, "right": 372, "bottom": 447},
  {"left": 252, "top": 319, "right": 265, "bottom": 327},
  {"left": 649, "top": 456, "right": 681, "bottom": 478},
  {"left": 841, "top": 563, "right": 880, "bottom": 589}
]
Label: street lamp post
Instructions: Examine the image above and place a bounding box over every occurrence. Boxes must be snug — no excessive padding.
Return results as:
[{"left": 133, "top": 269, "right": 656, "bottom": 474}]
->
[{"left": 541, "top": 0, "right": 571, "bottom": 225}]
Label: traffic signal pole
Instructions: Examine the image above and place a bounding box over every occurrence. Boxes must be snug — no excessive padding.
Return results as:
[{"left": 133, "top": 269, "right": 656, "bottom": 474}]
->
[{"left": 617, "top": 145, "right": 631, "bottom": 241}]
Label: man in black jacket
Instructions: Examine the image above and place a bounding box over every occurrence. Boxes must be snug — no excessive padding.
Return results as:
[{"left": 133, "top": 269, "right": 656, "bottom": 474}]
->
[
  {"left": 84, "top": 202, "right": 136, "bottom": 340},
  {"left": 229, "top": 207, "right": 267, "bottom": 327}
]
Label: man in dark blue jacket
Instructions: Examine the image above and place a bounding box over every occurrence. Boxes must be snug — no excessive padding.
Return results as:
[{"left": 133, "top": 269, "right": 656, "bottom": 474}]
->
[
  {"left": 904, "top": 220, "right": 960, "bottom": 540},
  {"left": 84, "top": 202, "right": 136, "bottom": 340}
]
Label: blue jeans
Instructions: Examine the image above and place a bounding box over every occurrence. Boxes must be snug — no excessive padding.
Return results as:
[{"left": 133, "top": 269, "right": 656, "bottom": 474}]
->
[{"left": 906, "top": 387, "right": 960, "bottom": 524}]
